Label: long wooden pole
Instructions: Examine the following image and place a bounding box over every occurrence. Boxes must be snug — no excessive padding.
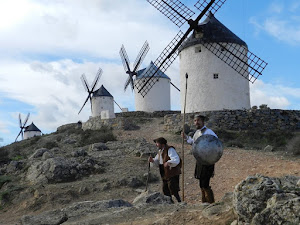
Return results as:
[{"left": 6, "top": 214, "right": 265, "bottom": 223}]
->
[{"left": 181, "top": 73, "right": 188, "bottom": 201}]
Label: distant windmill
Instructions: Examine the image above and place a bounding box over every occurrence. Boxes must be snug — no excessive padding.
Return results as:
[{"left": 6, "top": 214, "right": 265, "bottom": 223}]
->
[
  {"left": 120, "top": 41, "right": 150, "bottom": 91},
  {"left": 15, "top": 113, "right": 30, "bottom": 142},
  {"left": 135, "top": 0, "right": 268, "bottom": 97},
  {"left": 78, "top": 67, "right": 102, "bottom": 114}
]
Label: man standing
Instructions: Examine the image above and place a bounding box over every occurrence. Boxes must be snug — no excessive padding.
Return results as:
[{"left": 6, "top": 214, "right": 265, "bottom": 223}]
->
[
  {"left": 182, "top": 115, "right": 218, "bottom": 203},
  {"left": 149, "top": 137, "right": 181, "bottom": 203}
]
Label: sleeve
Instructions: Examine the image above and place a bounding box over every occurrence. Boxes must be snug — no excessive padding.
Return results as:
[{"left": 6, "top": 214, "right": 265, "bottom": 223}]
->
[
  {"left": 167, "top": 148, "right": 180, "bottom": 167},
  {"left": 205, "top": 129, "right": 218, "bottom": 138},
  {"left": 151, "top": 153, "right": 160, "bottom": 167},
  {"left": 186, "top": 136, "right": 194, "bottom": 145}
]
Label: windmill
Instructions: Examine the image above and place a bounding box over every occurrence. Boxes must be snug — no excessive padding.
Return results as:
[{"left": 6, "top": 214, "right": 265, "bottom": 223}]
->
[
  {"left": 135, "top": 0, "right": 268, "bottom": 97},
  {"left": 15, "top": 113, "right": 30, "bottom": 142},
  {"left": 120, "top": 41, "right": 150, "bottom": 91},
  {"left": 78, "top": 67, "right": 103, "bottom": 114}
]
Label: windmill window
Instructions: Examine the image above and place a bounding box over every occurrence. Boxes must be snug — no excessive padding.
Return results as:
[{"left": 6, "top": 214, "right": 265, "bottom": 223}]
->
[
  {"left": 213, "top": 73, "right": 219, "bottom": 79},
  {"left": 220, "top": 46, "right": 226, "bottom": 51},
  {"left": 195, "top": 46, "right": 201, "bottom": 53}
]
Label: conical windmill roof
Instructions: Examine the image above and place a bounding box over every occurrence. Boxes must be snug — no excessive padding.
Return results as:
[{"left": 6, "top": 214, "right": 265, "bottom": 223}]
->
[
  {"left": 93, "top": 85, "right": 113, "bottom": 97},
  {"left": 179, "top": 12, "right": 247, "bottom": 52},
  {"left": 24, "top": 122, "right": 41, "bottom": 132},
  {"left": 136, "top": 61, "right": 170, "bottom": 80}
]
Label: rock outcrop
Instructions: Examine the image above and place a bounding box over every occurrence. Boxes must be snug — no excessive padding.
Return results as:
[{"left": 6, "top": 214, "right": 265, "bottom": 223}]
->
[{"left": 233, "top": 174, "right": 300, "bottom": 224}]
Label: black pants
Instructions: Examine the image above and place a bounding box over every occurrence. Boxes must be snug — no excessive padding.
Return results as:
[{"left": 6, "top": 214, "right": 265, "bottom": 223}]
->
[
  {"left": 162, "top": 175, "right": 180, "bottom": 195},
  {"left": 162, "top": 175, "right": 181, "bottom": 202},
  {"left": 195, "top": 163, "right": 215, "bottom": 188}
]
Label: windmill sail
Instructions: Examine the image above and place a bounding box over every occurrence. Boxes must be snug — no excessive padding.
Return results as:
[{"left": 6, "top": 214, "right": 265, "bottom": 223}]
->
[
  {"left": 15, "top": 112, "right": 30, "bottom": 142},
  {"left": 78, "top": 67, "right": 102, "bottom": 114},
  {"left": 136, "top": 0, "right": 267, "bottom": 97},
  {"left": 120, "top": 41, "right": 149, "bottom": 91}
]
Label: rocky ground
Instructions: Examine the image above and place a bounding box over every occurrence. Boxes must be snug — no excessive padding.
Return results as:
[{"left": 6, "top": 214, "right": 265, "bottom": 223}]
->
[{"left": 0, "top": 117, "right": 299, "bottom": 225}]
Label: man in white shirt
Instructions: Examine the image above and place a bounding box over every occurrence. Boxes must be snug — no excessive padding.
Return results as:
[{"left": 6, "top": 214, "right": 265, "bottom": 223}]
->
[
  {"left": 149, "top": 137, "right": 181, "bottom": 203},
  {"left": 182, "top": 115, "right": 217, "bottom": 203}
]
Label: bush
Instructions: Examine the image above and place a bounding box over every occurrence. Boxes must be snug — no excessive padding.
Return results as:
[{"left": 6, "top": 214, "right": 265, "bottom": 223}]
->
[
  {"left": 44, "top": 141, "right": 59, "bottom": 149},
  {"left": 0, "top": 176, "right": 12, "bottom": 189},
  {"left": 78, "top": 126, "right": 116, "bottom": 147}
]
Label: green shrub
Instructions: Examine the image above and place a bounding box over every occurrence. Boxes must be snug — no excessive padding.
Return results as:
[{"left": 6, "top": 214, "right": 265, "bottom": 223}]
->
[
  {"left": 11, "top": 155, "right": 23, "bottom": 161},
  {"left": 0, "top": 176, "right": 12, "bottom": 189},
  {"left": 78, "top": 126, "right": 116, "bottom": 147},
  {"left": 44, "top": 141, "right": 59, "bottom": 149}
]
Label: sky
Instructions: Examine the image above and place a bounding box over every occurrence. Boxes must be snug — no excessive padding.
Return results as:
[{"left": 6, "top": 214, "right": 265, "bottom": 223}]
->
[{"left": 0, "top": 0, "right": 300, "bottom": 146}]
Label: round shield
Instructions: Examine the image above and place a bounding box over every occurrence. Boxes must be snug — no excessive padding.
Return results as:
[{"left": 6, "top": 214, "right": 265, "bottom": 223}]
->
[{"left": 192, "top": 134, "right": 223, "bottom": 165}]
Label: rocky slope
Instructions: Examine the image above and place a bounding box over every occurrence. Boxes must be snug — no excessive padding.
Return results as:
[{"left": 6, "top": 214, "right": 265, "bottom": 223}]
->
[{"left": 0, "top": 116, "right": 299, "bottom": 224}]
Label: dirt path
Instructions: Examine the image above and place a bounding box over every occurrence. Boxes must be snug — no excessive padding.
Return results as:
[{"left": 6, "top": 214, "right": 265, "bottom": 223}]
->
[{"left": 117, "top": 117, "right": 300, "bottom": 203}]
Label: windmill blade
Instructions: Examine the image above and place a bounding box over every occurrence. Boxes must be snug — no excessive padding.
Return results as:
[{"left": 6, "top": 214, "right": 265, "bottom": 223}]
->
[
  {"left": 133, "top": 41, "right": 150, "bottom": 72},
  {"left": 194, "top": 0, "right": 226, "bottom": 16},
  {"left": 146, "top": 0, "right": 195, "bottom": 28},
  {"left": 202, "top": 42, "right": 268, "bottom": 83},
  {"left": 80, "top": 73, "right": 90, "bottom": 92},
  {"left": 135, "top": 31, "right": 185, "bottom": 97},
  {"left": 15, "top": 129, "right": 23, "bottom": 142},
  {"left": 120, "top": 45, "right": 131, "bottom": 73},
  {"left": 18, "top": 113, "right": 22, "bottom": 128},
  {"left": 137, "top": 0, "right": 219, "bottom": 97},
  {"left": 23, "top": 113, "right": 30, "bottom": 127},
  {"left": 21, "top": 130, "right": 24, "bottom": 140},
  {"left": 124, "top": 74, "right": 134, "bottom": 91},
  {"left": 78, "top": 94, "right": 91, "bottom": 114},
  {"left": 90, "top": 68, "right": 102, "bottom": 92}
]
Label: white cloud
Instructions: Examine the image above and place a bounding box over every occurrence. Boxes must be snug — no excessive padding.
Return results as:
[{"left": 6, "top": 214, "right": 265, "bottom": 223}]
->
[
  {"left": 250, "top": 80, "right": 300, "bottom": 109},
  {"left": 250, "top": 2, "right": 300, "bottom": 45}
]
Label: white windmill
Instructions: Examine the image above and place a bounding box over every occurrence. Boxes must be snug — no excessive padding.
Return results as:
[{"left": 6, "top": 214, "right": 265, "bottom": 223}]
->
[
  {"left": 120, "top": 41, "right": 176, "bottom": 112},
  {"left": 135, "top": 0, "right": 267, "bottom": 114},
  {"left": 24, "top": 122, "right": 41, "bottom": 139},
  {"left": 78, "top": 68, "right": 119, "bottom": 119}
]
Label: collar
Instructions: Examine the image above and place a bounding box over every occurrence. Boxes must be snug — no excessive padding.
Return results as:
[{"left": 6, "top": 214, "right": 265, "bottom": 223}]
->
[{"left": 200, "top": 126, "right": 207, "bottom": 130}]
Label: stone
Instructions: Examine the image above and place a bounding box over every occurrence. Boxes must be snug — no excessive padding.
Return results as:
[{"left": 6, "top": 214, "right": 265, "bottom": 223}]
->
[
  {"left": 133, "top": 191, "right": 173, "bottom": 205},
  {"left": 89, "top": 142, "right": 108, "bottom": 151},
  {"left": 21, "top": 209, "right": 68, "bottom": 225},
  {"left": 29, "top": 148, "right": 49, "bottom": 159},
  {"left": 233, "top": 174, "right": 300, "bottom": 224},
  {"left": 263, "top": 145, "right": 273, "bottom": 152}
]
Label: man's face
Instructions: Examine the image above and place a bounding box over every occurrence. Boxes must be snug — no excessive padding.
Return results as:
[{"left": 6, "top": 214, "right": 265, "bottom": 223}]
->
[
  {"left": 194, "top": 117, "right": 204, "bottom": 129},
  {"left": 156, "top": 142, "right": 163, "bottom": 149}
]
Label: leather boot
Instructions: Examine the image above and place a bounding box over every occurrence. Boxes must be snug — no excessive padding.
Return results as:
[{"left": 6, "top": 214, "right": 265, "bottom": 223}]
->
[
  {"left": 201, "top": 188, "right": 207, "bottom": 203},
  {"left": 205, "top": 187, "right": 215, "bottom": 204}
]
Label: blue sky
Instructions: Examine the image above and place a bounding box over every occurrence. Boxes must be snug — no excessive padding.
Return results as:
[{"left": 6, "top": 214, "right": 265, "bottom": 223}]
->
[{"left": 0, "top": 0, "right": 300, "bottom": 146}]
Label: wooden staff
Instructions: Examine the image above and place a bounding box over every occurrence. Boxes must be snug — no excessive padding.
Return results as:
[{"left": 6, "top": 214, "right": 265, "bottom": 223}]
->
[{"left": 181, "top": 73, "right": 188, "bottom": 201}]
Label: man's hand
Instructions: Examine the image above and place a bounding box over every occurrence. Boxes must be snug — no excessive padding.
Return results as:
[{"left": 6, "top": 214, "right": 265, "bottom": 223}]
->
[
  {"left": 148, "top": 156, "right": 154, "bottom": 163},
  {"left": 181, "top": 132, "right": 187, "bottom": 140},
  {"left": 164, "top": 162, "right": 169, "bottom": 168}
]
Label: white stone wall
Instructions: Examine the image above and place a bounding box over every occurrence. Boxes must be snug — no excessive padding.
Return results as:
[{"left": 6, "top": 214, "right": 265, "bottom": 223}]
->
[
  {"left": 24, "top": 131, "right": 41, "bottom": 139},
  {"left": 134, "top": 77, "right": 170, "bottom": 112},
  {"left": 179, "top": 43, "right": 250, "bottom": 113},
  {"left": 92, "top": 96, "right": 115, "bottom": 119}
]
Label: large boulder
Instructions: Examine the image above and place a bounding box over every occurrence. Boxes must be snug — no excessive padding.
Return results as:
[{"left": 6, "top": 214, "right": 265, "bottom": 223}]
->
[
  {"left": 26, "top": 157, "right": 105, "bottom": 185},
  {"left": 233, "top": 174, "right": 300, "bottom": 224},
  {"left": 20, "top": 199, "right": 132, "bottom": 225}
]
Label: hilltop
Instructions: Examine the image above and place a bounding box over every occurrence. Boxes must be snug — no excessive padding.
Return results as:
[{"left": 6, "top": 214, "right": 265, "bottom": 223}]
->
[{"left": 0, "top": 115, "right": 299, "bottom": 224}]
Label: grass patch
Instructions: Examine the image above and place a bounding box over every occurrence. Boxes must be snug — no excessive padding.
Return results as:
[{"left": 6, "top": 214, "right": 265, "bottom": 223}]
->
[
  {"left": 77, "top": 126, "right": 116, "bottom": 147},
  {"left": 0, "top": 176, "right": 12, "bottom": 189},
  {"left": 214, "top": 129, "right": 294, "bottom": 150},
  {"left": 44, "top": 141, "right": 59, "bottom": 149}
]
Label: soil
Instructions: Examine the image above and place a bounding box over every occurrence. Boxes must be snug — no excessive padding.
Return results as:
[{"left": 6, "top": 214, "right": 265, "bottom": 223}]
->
[
  {"left": 117, "top": 117, "right": 300, "bottom": 204},
  {"left": 0, "top": 117, "right": 299, "bottom": 225}
]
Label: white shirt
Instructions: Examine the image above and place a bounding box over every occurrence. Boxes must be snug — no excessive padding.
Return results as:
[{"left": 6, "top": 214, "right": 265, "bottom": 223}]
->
[
  {"left": 151, "top": 147, "right": 180, "bottom": 168},
  {"left": 186, "top": 126, "right": 218, "bottom": 145}
]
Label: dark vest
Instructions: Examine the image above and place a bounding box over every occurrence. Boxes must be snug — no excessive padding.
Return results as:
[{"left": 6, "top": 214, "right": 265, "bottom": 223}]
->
[{"left": 159, "top": 145, "right": 181, "bottom": 180}]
